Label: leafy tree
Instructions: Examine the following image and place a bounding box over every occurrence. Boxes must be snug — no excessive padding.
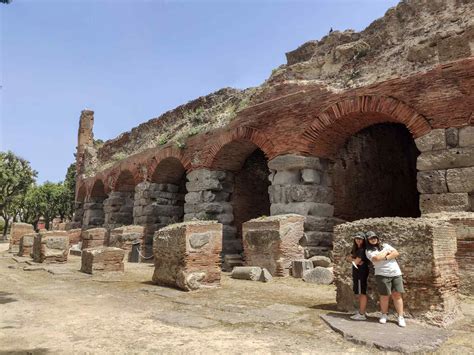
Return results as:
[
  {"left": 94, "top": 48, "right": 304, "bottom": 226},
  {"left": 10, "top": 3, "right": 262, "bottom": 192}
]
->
[
  {"left": 63, "top": 163, "right": 76, "bottom": 220},
  {"left": 0, "top": 151, "right": 37, "bottom": 236}
]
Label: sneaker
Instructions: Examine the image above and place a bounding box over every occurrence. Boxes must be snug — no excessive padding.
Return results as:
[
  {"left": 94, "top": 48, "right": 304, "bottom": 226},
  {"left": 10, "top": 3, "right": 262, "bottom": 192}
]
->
[
  {"left": 379, "top": 314, "right": 388, "bottom": 324},
  {"left": 350, "top": 313, "right": 367, "bottom": 321},
  {"left": 398, "top": 316, "right": 406, "bottom": 327}
]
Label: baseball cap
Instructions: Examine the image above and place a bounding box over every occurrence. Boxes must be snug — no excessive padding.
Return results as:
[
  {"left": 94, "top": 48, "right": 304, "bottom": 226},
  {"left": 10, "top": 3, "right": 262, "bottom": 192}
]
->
[
  {"left": 366, "top": 231, "right": 378, "bottom": 239},
  {"left": 353, "top": 231, "right": 366, "bottom": 239}
]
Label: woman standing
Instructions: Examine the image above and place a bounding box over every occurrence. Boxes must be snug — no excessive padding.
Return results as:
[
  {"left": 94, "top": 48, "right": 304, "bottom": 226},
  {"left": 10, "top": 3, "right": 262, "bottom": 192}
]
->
[
  {"left": 365, "top": 231, "right": 406, "bottom": 327},
  {"left": 350, "top": 232, "right": 369, "bottom": 321}
]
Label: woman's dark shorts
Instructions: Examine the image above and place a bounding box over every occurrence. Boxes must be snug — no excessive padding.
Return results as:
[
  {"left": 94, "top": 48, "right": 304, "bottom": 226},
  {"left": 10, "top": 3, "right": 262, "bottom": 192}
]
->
[{"left": 352, "top": 267, "right": 369, "bottom": 295}]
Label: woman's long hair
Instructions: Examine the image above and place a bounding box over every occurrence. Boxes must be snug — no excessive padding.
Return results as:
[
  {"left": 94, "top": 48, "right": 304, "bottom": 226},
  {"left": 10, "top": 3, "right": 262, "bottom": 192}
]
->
[
  {"left": 351, "top": 237, "right": 366, "bottom": 258},
  {"left": 366, "top": 237, "right": 383, "bottom": 251}
]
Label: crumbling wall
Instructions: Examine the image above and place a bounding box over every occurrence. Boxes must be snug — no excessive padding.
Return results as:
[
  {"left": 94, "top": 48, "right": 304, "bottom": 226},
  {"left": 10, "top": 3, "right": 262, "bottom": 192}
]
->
[
  {"left": 242, "top": 214, "right": 305, "bottom": 276},
  {"left": 152, "top": 221, "right": 222, "bottom": 291},
  {"left": 103, "top": 191, "right": 134, "bottom": 230},
  {"left": 82, "top": 197, "right": 106, "bottom": 229},
  {"left": 32, "top": 231, "right": 69, "bottom": 263},
  {"left": 8, "top": 222, "right": 34, "bottom": 253},
  {"left": 333, "top": 217, "right": 460, "bottom": 327}
]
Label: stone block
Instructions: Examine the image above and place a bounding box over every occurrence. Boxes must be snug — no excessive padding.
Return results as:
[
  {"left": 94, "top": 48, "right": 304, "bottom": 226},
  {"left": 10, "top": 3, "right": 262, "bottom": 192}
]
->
[
  {"left": 186, "top": 180, "right": 222, "bottom": 192},
  {"left": 152, "top": 221, "right": 222, "bottom": 291},
  {"left": 242, "top": 214, "right": 305, "bottom": 276},
  {"left": 417, "top": 147, "right": 474, "bottom": 171},
  {"left": 260, "top": 268, "right": 273, "bottom": 282},
  {"left": 303, "top": 231, "right": 333, "bottom": 247},
  {"left": 268, "top": 154, "right": 324, "bottom": 171},
  {"left": 420, "top": 193, "right": 470, "bottom": 213},
  {"left": 18, "top": 233, "right": 36, "bottom": 257},
  {"left": 272, "top": 170, "right": 301, "bottom": 185},
  {"left": 268, "top": 185, "right": 333, "bottom": 204},
  {"left": 81, "top": 228, "right": 108, "bottom": 249},
  {"left": 445, "top": 128, "right": 459, "bottom": 148},
  {"left": 310, "top": 255, "right": 332, "bottom": 267},
  {"left": 81, "top": 247, "right": 125, "bottom": 274},
  {"left": 414, "top": 129, "right": 446, "bottom": 152},
  {"left": 270, "top": 202, "right": 334, "bottom": 217},
  {"left": 304, "top": 216, "right": 344, "bottom": 232},
  {"left": 333, "top": 217, "right": 460, "bottom": 326},
  {"left": 187, "top": 169, "right": 226, "bottom": 182},
  {"left": 303, "top": 267, "right": 334, "bottom": 284},
  {"left": 67, "top": 229, "right": 82, "bottom": 246},
  {"left": 8, "top": 222, "right": 34, "bottom": 253},
  {"left": 32, "top": 231, "right": 69, "bottom": 263},
  {"left": 446, "top": 167, "right": 474, "bottom": 193},
  {"left": 231, "top": 266, "right": 262, "bottom": 281},
  {"left": 417, "top": 170, "right": 448, "bottom": 194},
  {"left": 291, "top": 259, "right": 313, "bottom": 278},
  {"left": 184, "top": 203, "right": 225, "bottom": 214},
  {"left": 301, "top": 169, "right": 321, "bottom": 184},
  {"left": 304, "top": 246, "right": 331, "bottom": 258},
  {"left": 109, "top": 225, "right": 144, "bottom": 262},
  {"left": 459, "top": 126, "right": 474, "bottom": 147}
]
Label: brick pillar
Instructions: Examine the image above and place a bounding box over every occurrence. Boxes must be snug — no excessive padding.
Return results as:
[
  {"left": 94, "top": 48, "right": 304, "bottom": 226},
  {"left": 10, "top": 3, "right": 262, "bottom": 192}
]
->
[
  {"left": 103, "top": 191, "right": 134, "bottom": 231},
  {"left": 82, "top": 197, "right": 105, "bottom": 230},
  {"left": 133, "top": 181, "right": 185, "bottom": 258},
  {"left": 184, "top": 169, "right": 239, "bottom": 254},
  {"left": 268, "top": 154, "right": 340, "bottom": 258},
  {"left": 71, "top": 201, "right": 84, "bottom": 229},
  {"left": 416, "top": 126, "right": 474, "bottom": 213}
]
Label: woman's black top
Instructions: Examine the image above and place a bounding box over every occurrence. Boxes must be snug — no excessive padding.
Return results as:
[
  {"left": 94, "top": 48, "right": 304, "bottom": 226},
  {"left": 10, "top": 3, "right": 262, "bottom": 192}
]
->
[{"left": 352, "top": 247, "right": 369, "bottom": 273}]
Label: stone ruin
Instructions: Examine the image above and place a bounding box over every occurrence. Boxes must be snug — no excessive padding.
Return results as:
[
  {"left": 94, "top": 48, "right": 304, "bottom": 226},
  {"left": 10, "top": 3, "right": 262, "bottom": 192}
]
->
[
  {"left": 242, "top": 214, "right": 305, "bottom": 276},
  {"left": 32, "top": 231, "right": 69, "bottom": 263},
  {"left": 108, "top": 225, "right": 144, "bottom": 262},
  {"left": 152, "top": 221, "right": 222, "bottom": 291},
  {"left": 81, "top": 247, "right": 125, "bottom": 274},
  {"left": 66, "top": 0, "right": 472, "bottom": 311},
  {"left": 333, "top": 218, "right": 459, "bottom": 327},
  {"left": 18, "top": 233, "right": 36, "bottom": 258},
  {"left": 8, "top": 222, "right": 34, "bottom": 254}
]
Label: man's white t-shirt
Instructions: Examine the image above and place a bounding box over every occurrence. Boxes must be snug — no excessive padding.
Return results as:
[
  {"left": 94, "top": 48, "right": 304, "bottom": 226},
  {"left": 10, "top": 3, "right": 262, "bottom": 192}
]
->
[{"left": 365, "top": 243, "right": 402, "bottom": 277}]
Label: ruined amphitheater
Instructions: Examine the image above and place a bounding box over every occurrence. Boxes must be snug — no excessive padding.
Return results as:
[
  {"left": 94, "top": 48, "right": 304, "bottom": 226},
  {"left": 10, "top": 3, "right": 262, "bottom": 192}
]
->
[{"left": 67, "top": 0, "right": 474, "bottom": 324}]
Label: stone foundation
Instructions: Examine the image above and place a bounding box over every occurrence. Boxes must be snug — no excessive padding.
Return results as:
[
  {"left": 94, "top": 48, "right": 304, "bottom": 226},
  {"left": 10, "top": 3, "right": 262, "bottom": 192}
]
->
[
  {"left": 32, "top": 231, "right": 69, "bottom": 263},
  {"left": 333, "top": 218, "right": 460, "bottom": 327},
  {"left": 109, "top": 225, "right": 144, "bottom": 262},
  {"left": 242, "top": 214, "right": 305, "bottom": 276},
  {"left": 18, "top": 233, "right": 36, "bottom": 257},
  {"left": 81, "top": 228, "right": 107, "bottom": 249},
  {"left": 81, "top": 247, "right": 125, "bottom": 274},
  {"left": 8, "top": 222, "right": 34, "bottom": 253},
  {"left": 104, "top": 191, "right": 134, "bottom": 230},
  {"left": 82, "top": 197, "right": 105, "bottom": 229},
  {"left": 152, "top": 220, "right": 222, "bottom": 291}
]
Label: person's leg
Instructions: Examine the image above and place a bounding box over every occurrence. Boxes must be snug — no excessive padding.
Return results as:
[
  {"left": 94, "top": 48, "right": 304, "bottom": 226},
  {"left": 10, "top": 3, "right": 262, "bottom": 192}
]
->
[
  {"left": 359, "top": 294, "right": 367, "bottom": 314},
  {"left": 392, "top": 292, "right": 403, "bottom": 316},
  {"left": 379, "top": 295, "right": 390, "bottom": 314}
]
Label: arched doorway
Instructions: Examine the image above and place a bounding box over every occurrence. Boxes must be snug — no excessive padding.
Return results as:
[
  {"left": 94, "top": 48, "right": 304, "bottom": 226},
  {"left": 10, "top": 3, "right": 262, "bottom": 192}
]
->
[
  {"left": 83, "top": 179, "right": 107, "bottom": 229},
  {"left": 104, "top": 170, "right": 135, "bottom": 230},
  {"left": 332, "top": 123, "right": 420, "bottom": 221}
]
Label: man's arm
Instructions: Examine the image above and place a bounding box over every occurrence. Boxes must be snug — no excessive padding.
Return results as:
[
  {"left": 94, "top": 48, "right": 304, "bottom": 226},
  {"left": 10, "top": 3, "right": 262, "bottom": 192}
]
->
[{"left": 371, "top": 246, "right": 399, "bottom": 262}]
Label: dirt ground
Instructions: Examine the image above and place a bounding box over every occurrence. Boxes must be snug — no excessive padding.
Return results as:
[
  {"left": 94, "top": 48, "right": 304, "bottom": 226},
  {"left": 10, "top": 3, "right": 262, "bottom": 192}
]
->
[{"left": 0, "top": 243, "right": 473, "bottom": 354}]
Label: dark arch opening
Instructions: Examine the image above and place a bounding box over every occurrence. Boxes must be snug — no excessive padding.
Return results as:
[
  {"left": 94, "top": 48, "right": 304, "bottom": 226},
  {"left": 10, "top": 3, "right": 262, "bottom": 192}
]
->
[
  {"left": 104, "top": 171, "right": 135, "bottom": 230},
  {"left": 332, "top": 123, "right": 420, "bottom": 221},
  {"left": 83, "top": 180, "right": 107, "bottom": 228}
]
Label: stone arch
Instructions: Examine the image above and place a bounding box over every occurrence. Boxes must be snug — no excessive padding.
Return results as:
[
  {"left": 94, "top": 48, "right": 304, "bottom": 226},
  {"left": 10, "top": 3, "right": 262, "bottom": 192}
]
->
[
  {"left": 147, "top": 147, "right": 191, "bottom": 182},
  {"left": 76, "top": 183, "right": 87, "bottom": 202},
  {"left": 90, "top": 179, "right": 107, "bottom": 198},
  {"left": 113, "top": 170, "right": 136, "bottom": 192},
  {"left": 303, "top": 95, "right": 431, "bottom": 158},
  {"left": 204, "top": 126, "right": 275, "bottom": 171}
]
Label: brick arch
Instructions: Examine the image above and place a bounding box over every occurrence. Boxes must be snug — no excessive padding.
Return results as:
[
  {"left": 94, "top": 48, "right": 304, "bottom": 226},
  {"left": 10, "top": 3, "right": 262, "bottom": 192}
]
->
[
  {"left": 146, "top": 147, "right": 192, "bottom": 181},
  {"left": 203, "top": 126, "right": 276, "bottom": 171},
  {"left": 303, "top": 95, "right": 432, "bottom": 158},
  {"left": 76, "top": 182, "right": 87, "bottom": 202},
  {"left": 112, "top": 169, "right": 136, "bottom": 192},
  {"left": 89, "top": 178, "right": 107, "bottom": 198}
]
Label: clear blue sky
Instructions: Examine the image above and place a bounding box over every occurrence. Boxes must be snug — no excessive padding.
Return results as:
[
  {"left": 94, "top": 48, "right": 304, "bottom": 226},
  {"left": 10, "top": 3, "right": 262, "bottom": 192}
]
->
[{"left": 0, "top": 0, "right": 399, "bottom": 183}]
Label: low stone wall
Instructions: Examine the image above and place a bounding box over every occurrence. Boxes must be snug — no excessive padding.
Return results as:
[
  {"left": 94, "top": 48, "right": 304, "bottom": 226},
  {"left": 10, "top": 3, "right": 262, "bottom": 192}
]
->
[
  {"left": 424, "top": 212, "right": 474, "bottom": 295},
  {"left": 333, "top": 218, "right": 459, "bottom": 327},
  {"left": 416, "top": 126, "right": 473, "bottom": 214},
  {"left": 32, "top": 231, "right": 69, "bottom": 263},
  {"left": 152, "top": 221, "right": 222, "bottom": 291},
  {"left": 67, "top": 229, "right": 82, "bottom": 247},
  {"left": 18, "top": 233, "right": 36, "bottom": 257},
  {"left": 242, "top": 214, "right": 305, "bottom": 276},
  {"left": 8, "top": 223, "right": 34, "bottom": 253},
  {"left": 81, "top": 228, "right": 108, "bottom": 249},
  {"left": 109, "top": 225, "right": 144, "bottom": 262},
  {"left": 81, "top": 247, "right": 125, "bottom": 274}
]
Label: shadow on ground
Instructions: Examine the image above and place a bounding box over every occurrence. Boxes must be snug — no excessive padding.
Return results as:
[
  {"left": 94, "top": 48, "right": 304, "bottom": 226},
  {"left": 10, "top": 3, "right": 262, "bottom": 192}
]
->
[{"left": 0, "top": 291, "right": 17, "bottom": 304}]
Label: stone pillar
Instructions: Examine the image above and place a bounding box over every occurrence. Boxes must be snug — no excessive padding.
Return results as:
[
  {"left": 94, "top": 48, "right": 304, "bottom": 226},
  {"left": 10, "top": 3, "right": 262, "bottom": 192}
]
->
[
  {"left": 268, "top": 154, "right": 339, "bottom": 258},
  {"left": 103, "top": 191, "right": 134, "bottom": 230},
  {"left": 71, "top": 201, "right": 84, "bottom": 229},
  {"left": 133, "top": 182, "right": 185, "bottom": 257},
  {"left": 8, "top": 222, "right": 34, "bottom": 253},
  {"left": 416, "top": 126, "right": 473, "bottom": 213},
  {"left": 82, "top": 197, "right": 105, "bottom": 229},
  {"left": 184, "top": 169, "right": 239, "bottom": 254}
]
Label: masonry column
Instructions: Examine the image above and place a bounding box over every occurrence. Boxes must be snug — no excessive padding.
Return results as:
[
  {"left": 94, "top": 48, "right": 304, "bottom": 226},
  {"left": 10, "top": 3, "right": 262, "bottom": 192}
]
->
[
  {"left": 184, "top": 169, "right": 239, "bottom": 254},
  {"left": 133, "top": 181, "right": 185, "bottom": 257},
  {"left": 268, "top": 154, "right": 339, "bottom": 258},
  {"left": 416, "top": 126, "right": 474, "bottom": 213},
  {"left": 103, "top": 191, "right": 134, "bottom": 231}
]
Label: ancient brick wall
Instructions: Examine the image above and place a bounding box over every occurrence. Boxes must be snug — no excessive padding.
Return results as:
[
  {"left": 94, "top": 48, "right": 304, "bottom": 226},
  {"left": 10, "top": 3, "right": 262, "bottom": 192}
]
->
[
  {"left": 81, "top": 247, "right": 125, "bottom": 274},
  {"left": 109, "top": 225, "right": 144, "bottom": 262},
  {"left": 242, "top": 214, "right": 305, "bottom": 276},
  {"left": 18, "top": 233, "right": 36, "bottom": 257},
  {"left": 32, "top": 231, "right": 69, "bottom": 263},
  {"left": 8, "top": 223, "right": 34, "bottom": 253},
  {"left": 333, "top": 218, "right": 460, "bottom": 327},
  {"left": 152, "top": 221, "right": 222, "bottom": 291},
  {"left": 81, "top": 228, "right": 107, "bottom": 249}
]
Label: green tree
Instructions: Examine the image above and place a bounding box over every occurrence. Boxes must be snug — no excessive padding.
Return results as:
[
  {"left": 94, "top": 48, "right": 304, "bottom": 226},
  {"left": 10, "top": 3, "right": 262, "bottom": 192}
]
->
[
  {"left": 0, "top": 151, "right": 37, "bottom": 236},
  {"left": 63, "top": 163, "right": 76, "bottom": 220}
]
